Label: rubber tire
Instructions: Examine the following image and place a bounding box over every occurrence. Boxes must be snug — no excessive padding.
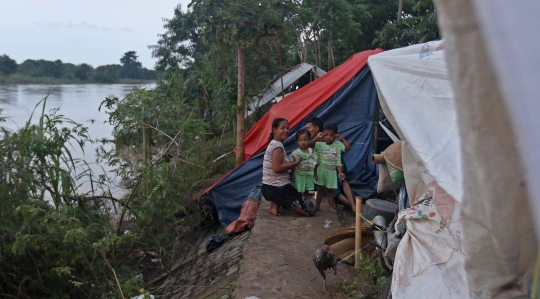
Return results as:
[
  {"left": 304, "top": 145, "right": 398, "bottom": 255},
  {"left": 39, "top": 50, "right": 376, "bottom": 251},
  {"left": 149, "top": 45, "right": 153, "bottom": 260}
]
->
[
  {"left": 380, "top": 271, "right": 392, "bottom": 299},
  {"left": 363, "top": 199, "right": 398, "bottom": 223}
]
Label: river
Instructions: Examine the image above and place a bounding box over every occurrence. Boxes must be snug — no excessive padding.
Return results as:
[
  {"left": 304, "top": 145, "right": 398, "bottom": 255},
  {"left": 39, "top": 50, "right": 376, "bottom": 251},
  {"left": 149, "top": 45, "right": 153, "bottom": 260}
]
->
[{"left": 0, "top": 83, "right": 156, "bottom": 196}]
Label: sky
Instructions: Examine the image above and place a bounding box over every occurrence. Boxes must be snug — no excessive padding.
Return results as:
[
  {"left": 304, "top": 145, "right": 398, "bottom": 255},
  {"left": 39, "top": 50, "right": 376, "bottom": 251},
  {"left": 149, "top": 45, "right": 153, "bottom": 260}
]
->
[{"left": 0, "top": 0, "right": 192, "bottom": 69}]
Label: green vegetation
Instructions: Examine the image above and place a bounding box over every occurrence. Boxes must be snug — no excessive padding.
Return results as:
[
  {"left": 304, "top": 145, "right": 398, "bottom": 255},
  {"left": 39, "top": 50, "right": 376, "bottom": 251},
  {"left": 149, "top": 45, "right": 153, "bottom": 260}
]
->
[
  {"left": 0, "top": 51, "right": 159, "bottom": 84},
  {"left": 0, "top": 0, "right": 438, "bottom": 297},
  {"left": 340, "top": 255, "right": 389, "bottom": 299}
]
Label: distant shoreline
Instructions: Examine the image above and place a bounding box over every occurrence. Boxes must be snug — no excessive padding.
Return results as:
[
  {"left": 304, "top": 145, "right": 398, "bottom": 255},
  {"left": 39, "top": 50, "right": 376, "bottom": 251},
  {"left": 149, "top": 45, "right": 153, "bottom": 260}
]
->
[{"left": 0, "top": 76, "right": 157, "bottom": 85}]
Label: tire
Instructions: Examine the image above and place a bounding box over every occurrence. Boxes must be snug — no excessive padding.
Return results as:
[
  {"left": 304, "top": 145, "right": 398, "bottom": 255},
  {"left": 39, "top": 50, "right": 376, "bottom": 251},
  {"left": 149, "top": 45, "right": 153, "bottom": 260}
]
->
[
  {"left": 363, "top": 199, "right": 398, "bottom": 223},
  {"left": 380, "top": 271, "right": 392, "bottom": 299}
]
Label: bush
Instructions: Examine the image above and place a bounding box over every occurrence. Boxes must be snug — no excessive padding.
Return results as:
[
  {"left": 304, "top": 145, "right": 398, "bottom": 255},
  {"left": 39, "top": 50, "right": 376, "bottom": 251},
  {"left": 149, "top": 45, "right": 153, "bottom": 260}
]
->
[
  {"left": 340, "top": 254, "right": 389, "bottom": 299},
  {"left": 0, "top": 98, "right": 142, "bottom": 298}
]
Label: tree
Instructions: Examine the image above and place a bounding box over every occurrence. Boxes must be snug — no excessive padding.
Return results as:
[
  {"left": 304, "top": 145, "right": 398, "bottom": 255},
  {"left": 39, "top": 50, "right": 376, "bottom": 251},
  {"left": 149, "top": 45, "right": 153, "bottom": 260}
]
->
[
  {"left": 373, "top": 0, "right": 439, "bottom": 49},
  {"left": 190, "top": 0, "right": 293, "bottom": 166},
  {"left": 0, "top": 54, "right": 17, "bottom": 75},
  {"left": 120, "top": 51, "right": 143, "bottom": 79},
  {"left": 94, "top": 64, "right": 121, "bottom": 83},
  {"left": 150, "top": 5, "right": 202, "bottom": 72},
  {"left": 61, "top": 63, "right": 77, "bottom": 79},
  {"left": 50, "top": 59, "right": 64, "bottom": 78},
  {"left": 74, "top": 63, "right": 94, "bottom": 81}
]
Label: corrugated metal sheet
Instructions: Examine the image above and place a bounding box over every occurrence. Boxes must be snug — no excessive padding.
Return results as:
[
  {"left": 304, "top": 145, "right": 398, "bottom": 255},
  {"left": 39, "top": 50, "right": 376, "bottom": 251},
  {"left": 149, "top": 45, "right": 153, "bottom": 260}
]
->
[{"left": 246, "top": 63, "right": 326, "bottom": 116}]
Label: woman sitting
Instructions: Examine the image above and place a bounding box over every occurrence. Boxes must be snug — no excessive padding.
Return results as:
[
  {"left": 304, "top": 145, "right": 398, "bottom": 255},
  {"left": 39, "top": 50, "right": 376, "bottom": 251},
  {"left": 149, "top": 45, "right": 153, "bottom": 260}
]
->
[{"left": 261, "top": 118, "right": 317, "bottom": 217}]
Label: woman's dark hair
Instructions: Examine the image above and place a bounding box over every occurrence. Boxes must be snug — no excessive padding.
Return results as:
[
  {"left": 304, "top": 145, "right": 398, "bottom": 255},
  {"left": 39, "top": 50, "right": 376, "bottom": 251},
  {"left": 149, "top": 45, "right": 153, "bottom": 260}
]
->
[
  {"left": 307, "top": 117, "right": 324, "bottom": 132},
  {"left": 323, "top": 123, "right": 338, "bottom": 134},
  {"left": 269, "top": 118, "right": 288, "bottom": 140},
  {"left": 295, "top": 128, "right": 311, "bottom": 142}
]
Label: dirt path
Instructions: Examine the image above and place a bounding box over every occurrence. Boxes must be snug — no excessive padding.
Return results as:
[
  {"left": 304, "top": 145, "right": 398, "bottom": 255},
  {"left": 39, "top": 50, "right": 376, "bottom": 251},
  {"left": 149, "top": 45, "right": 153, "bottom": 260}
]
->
[{"left": 234, "top": 198, "right": 357, "bottom": 299}]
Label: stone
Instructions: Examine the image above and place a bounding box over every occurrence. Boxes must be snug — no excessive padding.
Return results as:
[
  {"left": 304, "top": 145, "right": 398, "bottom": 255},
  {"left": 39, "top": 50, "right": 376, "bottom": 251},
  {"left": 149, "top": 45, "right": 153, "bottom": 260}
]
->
[{"left": 226, "top": 265, "right": 239, "bottom": 276}]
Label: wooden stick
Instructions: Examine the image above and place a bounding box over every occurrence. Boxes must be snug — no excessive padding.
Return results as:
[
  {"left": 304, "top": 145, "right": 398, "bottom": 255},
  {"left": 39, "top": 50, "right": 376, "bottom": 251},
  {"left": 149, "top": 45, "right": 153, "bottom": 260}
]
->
[{"left": 355, "top": 196, "right": 362, "bottom": 268}]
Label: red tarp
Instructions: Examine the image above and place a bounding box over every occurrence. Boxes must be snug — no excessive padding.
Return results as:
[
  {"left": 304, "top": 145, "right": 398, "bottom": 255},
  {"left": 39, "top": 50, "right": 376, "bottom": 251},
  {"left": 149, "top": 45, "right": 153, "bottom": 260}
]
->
[{"left": 242, "top": 49, "right": 383, "bottom": 160}]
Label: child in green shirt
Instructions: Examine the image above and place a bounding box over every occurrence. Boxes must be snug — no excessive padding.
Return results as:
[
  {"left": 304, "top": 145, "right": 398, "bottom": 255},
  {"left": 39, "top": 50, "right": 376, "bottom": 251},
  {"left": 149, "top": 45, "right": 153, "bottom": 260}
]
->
[
  {"left": 312, "top": 123, "right": 351, "bottom": 213},
  {"left": 290, "top": 129, "right": 318, "bottom": 198}
]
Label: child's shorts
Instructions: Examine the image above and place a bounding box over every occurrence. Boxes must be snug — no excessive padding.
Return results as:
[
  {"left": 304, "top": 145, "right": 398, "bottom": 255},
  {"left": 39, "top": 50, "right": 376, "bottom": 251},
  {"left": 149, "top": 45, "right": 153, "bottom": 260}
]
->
[
  {"left": 293, "top": 174, "right": 315, "bottom": 192},
  {"left": 316, "top": 166, "right": 338, "bottom": 189}
]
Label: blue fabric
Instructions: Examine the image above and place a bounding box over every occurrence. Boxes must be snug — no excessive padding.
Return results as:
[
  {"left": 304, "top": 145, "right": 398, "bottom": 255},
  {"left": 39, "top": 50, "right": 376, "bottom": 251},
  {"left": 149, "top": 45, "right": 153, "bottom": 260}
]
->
[{"left": 207, "top": 67, "right": 379, "bottom": 226}]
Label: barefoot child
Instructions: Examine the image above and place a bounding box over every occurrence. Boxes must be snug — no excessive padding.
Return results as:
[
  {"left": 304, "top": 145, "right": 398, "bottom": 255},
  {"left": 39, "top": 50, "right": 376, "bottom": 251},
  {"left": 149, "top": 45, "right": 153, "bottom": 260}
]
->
[
  {"left": 290, "top": 129, "right": 318, "bottom": 198},
  {"left": 313, "top": 123, "right": 351, "bottom": 213}
]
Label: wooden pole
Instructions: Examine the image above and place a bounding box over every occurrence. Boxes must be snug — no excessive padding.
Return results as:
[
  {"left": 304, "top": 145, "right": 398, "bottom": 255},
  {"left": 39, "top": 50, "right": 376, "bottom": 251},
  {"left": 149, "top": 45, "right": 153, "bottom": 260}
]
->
[
  {"left": 355, "top": 196, "right": 362, "bottom": 268},
  {"left": 235, "top": 46, "right": 245, "bottom": 166}
]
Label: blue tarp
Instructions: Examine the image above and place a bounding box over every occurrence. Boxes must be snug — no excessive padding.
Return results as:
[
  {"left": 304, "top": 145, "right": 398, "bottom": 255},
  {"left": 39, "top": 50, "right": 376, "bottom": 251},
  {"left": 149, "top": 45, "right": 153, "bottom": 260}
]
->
[{"left": 207, "top": 67, "right": 379, "bottom": 226}]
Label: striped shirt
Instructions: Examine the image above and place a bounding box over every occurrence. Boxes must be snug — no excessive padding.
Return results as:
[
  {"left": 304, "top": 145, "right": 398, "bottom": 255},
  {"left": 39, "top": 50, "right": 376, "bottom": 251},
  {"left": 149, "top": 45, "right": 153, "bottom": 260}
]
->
[
  {"left": 262, "top": 140, "right": 292, "bottom": 187},
  {"left": 290, "top": 148, "right": 317, "bottom": 175}
]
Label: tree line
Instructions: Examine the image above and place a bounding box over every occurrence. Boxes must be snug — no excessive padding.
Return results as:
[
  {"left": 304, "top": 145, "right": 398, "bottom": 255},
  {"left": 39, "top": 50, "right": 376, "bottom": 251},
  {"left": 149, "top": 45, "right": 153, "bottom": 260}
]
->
[{"left": 0, "top": 51, "right": 158, "bottom": 83}]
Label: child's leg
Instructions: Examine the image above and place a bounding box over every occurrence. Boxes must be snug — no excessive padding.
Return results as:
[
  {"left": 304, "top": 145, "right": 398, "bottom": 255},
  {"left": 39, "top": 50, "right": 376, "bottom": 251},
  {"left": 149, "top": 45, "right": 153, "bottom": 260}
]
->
[
  {"left": 342, "top": 180, "right": 356, "bottom": 213},
  {"left": 326, "top": 188, "right": 337, "bottom": 213},
  {"left": 315, "top": 185, "right": 325, "bottom": 210}
]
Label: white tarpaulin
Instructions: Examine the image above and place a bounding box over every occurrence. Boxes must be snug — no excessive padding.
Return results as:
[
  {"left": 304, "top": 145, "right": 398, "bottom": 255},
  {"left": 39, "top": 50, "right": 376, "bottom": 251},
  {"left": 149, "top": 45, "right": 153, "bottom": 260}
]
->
[
  {"left": 368, "top": 41, "right": 463, "bottom": 204},
  {"left": 368, "top": 41, "right": 468, "bottom": 298}
]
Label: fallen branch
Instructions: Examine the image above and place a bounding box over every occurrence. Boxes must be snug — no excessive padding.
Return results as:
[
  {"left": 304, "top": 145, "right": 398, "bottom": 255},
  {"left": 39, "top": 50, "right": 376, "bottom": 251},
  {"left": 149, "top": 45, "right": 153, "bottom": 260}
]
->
[{"left": 212, "top": 151, "right": 233, "bottom": 164}]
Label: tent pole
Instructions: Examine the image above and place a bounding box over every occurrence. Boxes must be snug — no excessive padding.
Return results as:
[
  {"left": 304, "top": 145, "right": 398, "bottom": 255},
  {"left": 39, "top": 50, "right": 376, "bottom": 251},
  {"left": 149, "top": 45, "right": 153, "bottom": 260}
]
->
[
  {"left": 374, "top": 100, "right": 380, "bottom": 153},
  {"left": 279, "top": 42, "right": 285, "bottom": 96}
]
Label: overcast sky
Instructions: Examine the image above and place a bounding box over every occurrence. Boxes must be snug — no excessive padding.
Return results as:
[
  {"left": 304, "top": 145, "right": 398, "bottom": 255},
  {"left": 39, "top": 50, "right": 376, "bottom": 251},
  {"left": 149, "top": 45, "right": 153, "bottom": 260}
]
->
[{"left": 0, "top": 0, "right": 191, "bottom": 69}]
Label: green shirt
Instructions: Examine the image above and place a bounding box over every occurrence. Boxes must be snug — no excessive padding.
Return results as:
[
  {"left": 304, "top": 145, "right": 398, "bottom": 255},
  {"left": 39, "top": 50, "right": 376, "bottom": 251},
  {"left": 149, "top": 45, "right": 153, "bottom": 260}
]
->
[
  {"left": 290, "top": 148, "right": 317, "bottom": 175},
  {"left": 315, "top": 141, "right": 345, "bottom": 167}
]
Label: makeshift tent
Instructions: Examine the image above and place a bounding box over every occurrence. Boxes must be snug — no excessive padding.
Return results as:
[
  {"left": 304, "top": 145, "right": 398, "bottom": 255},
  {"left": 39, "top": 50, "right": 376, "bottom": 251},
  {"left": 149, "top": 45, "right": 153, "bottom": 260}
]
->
[
  {"left": 369, "top": 40, "right": 468, "bottom": 299},
  {"left": 246, "top": 63, "right": 326, "bottom": 116},
  {"left": 200, "top": 49, "right": 383, "bottom": 226}
]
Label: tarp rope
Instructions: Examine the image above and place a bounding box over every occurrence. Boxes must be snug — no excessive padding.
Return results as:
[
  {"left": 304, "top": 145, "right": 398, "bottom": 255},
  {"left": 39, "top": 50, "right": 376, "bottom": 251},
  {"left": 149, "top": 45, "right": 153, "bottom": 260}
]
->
[
  {"left": 356, "top": 214, "right": 388, "bottom": 233},
  {"left": 337, "top": 241, "right": 378, "bottom": 264}
]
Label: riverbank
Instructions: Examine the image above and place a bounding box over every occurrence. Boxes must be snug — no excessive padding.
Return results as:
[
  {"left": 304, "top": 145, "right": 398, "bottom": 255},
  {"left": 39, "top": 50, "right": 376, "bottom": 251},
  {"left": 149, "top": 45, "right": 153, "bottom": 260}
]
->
[{"left": 0, "top": 75, "right": 157, "bottom": 85}]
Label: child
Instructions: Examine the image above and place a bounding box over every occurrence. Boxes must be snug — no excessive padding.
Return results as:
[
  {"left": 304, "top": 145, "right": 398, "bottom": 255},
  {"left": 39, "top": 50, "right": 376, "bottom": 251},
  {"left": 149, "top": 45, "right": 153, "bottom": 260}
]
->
[
  {"left": 290, "top": 129, "right": 318, "bottom": 198},
  {"left": 313, "top": 123, "right": 351, "bottom": 213}
]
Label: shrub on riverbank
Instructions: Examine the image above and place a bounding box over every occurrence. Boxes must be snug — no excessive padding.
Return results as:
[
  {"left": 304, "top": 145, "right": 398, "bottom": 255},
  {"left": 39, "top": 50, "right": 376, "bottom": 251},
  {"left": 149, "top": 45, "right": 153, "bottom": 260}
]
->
[{"left": 0, "top": 93, "right": 235, "bottom": 297}]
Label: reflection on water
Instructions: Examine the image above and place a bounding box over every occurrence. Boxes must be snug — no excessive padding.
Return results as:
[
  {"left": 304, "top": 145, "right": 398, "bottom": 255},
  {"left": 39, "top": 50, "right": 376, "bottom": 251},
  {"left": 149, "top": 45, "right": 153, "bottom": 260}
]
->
[{"left": 0, "top": 83, "right": 156, "bottom": 196}]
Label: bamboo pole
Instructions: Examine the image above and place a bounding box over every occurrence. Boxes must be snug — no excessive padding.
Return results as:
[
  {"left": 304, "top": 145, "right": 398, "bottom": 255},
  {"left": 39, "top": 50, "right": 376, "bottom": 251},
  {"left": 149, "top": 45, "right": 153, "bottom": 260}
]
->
[{"left": 355, "top": 196, "right": 362, "bottom": 268}]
